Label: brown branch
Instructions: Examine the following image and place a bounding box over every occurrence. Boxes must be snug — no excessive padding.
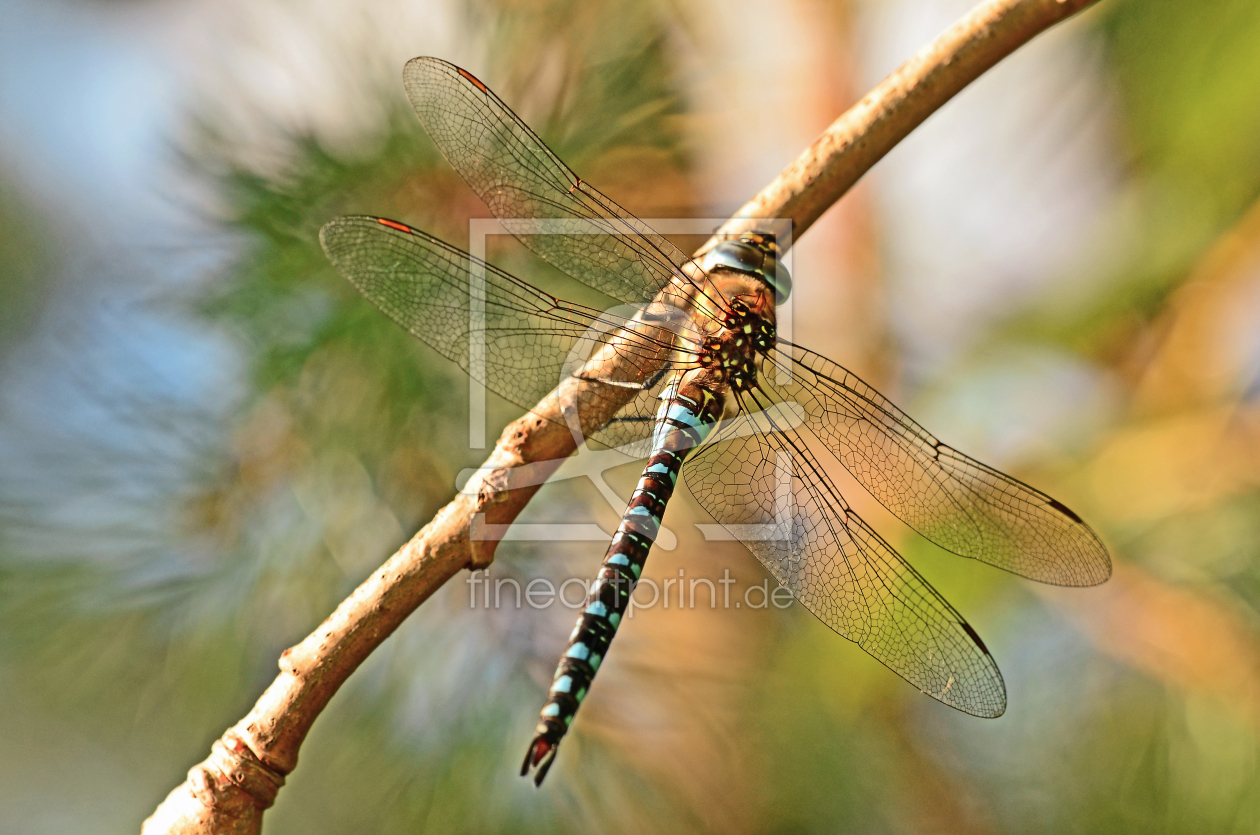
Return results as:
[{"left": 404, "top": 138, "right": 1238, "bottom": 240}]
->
[
  {"left": 711, "top": 0, "right": 1100, "bottom": 245},
  {"left": 141, "top": 1, "right": 1101, "bottom": 831}
]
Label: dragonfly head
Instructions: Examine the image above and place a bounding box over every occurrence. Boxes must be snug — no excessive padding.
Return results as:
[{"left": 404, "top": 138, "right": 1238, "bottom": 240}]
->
[{"left": 701, "top": 233, "right": 792, "bottom": 304}]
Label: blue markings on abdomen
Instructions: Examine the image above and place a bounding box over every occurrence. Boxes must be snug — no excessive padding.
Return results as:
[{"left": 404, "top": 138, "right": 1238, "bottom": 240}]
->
[{"left": 520, "top": 383, "right": 722, "bottom": 785}]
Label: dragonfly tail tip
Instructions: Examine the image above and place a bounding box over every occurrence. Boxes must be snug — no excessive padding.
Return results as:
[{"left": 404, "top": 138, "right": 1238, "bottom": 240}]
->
[{"left": 521, "top": 736, "right": 558, "bottom": 785}]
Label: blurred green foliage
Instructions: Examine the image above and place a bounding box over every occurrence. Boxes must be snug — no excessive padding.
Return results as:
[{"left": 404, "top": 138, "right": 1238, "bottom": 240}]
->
[
  {"left": 1025, "top": 0, "right": 1260, "bottom": 352},
  {"left": 0, "top": 181, "right": 57, "bottom": 358}
]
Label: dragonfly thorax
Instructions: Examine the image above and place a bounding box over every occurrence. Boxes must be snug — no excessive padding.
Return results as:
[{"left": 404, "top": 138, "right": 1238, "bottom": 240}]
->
[{"left": 700, "top": 301, "right": 774, "bottom": 392}]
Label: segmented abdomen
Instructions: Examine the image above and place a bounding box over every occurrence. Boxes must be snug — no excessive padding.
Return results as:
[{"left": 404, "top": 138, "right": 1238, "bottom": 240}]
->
[{"left": 521, "top": 381, "right": 722, "bottom": 784}]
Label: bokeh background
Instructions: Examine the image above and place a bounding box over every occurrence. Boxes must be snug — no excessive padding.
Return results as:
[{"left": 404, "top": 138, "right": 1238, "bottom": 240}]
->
[{"left": 2, "top": 0, "right": 1260, "bottom": 832}]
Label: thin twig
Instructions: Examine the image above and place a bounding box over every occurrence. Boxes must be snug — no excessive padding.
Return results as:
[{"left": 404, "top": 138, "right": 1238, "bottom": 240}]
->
[{"left": 141, "top": 1, "right": 1100, "bottom": 831}]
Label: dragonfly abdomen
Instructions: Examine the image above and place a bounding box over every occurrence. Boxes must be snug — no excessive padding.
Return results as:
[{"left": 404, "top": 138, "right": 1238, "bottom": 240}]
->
[{"left": 521, "top": 380, "right": 723, "bottom": 785}]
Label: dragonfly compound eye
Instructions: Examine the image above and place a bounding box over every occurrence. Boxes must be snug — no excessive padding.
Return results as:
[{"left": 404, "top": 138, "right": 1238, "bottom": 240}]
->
[{"left": 701, "top": 236, "right": 792, "bottom": 304}]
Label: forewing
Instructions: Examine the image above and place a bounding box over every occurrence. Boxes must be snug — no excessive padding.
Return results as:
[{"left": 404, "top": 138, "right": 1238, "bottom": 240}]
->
[
  {"left": 320, "top": 216, "right": 682, "bottom": 447},
  {"left": 402, "top": 56, "right": 698, "bottom": 306},
  {"left": 761, "top": 344, "right": 1110, "bottom": 586},
  {"left": 683, "top": 405, "right": 1007, "bottom": 718}
]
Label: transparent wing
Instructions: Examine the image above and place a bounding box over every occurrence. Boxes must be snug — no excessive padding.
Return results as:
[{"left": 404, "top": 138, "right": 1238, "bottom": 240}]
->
[
  {"left": 402, "top": 56, "right": 702, "bottom": 308},
  {"left": 683, "top": 402, "right": 1007, "bottom": 718},
  {"left": 320, "top": 216, "right": 696, "bottom": 449},
  {"left": 584, "top": 368, "right": 680, "bottom": 457},
  {"left": 760, "top": 344, "right": 1110, "bottom": 587},
  {"left": 399, "top": 56, "right": 1107, "bottom": 590}
]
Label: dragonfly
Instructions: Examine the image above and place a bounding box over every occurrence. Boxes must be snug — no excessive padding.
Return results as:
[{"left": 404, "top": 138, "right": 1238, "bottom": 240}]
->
[{"left": 320, "top": 57, "right": 1111, "bottom": 785}]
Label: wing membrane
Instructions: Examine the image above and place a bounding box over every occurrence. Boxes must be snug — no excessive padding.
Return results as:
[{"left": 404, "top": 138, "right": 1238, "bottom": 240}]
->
[
  {"left": 761, "top": 344, "right": 1110, "bottom": 586},
  {"left": 320, "top": 216, "right": 694, "bottom": 448},
  {"left": 684, "top": 402, "right": 1006, "bottom": 718},
  {"left": 402, "top": 56, "right": 700, "bottom": 308}
]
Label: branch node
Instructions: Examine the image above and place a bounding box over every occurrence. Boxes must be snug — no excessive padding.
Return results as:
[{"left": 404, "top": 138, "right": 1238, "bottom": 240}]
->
[{"left": 203, "top": 732, "right": 287, "bottom": 809}]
